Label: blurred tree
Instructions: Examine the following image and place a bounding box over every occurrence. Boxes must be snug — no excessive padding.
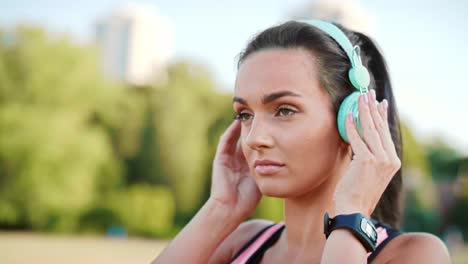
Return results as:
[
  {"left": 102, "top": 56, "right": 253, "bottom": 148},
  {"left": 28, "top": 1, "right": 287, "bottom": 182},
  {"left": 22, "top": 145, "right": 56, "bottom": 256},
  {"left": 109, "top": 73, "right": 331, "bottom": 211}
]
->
[
  {"left": 400, "top": 122, "right": 440, "bottom": 233},
  {"left": 401, "top": 123, "right": 430, "bottom": 175},
  {"left": 198, "top": 95, "right": 233, "bottom": 209},
  {"left": 424, "top": 136, "right": 461, "bottom": 183},
  {"left": 423, "top": 138, "right": 464, "bottom": 236},
  {"left": 400, "top": 122, "right": 437, "bottom": 208},
  {"left": 107, "top": 184, "right": 175, "bottom": 237},
  {"left": 252, "top": 196, "right": 284, "bottom": 222},
  {"left": 124, "top": 89, "right": 168, "bottom": 186},
  {"left": 401, "top": 129, "right": 464, "bottom": 236},
  {"left": 0, "top": 26, "right": 145, "bottom": 231},
  {"left": 450, "top": 171, "right": 468, "bottom": 242},
  {"left": 151, "top": 61, "right": 231, "bottom": 222}
]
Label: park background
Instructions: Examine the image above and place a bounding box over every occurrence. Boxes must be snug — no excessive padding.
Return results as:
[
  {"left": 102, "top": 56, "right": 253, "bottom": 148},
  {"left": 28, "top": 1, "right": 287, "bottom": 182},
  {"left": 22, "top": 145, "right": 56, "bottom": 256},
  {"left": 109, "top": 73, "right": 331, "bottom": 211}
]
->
[{"left": 0, "top": 0, "right": 467, "bottom": 263}]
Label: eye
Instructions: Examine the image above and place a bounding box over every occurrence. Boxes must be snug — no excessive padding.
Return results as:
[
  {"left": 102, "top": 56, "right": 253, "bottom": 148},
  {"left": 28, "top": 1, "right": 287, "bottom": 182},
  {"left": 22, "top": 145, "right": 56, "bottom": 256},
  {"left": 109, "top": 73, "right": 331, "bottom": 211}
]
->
[
  {"left": 235, "top": 111, "right": 253, "bottom": 122},
  {"left": 276, "top": 106, "right": 297, "bottom": 117}
]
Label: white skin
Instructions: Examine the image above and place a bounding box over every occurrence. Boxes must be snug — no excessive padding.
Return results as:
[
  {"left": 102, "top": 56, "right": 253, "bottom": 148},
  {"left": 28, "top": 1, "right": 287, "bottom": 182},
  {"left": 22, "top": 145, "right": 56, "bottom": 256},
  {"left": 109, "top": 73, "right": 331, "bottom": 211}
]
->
[{"left": 153, "top": 47, "right": 450, "bottom": 264}]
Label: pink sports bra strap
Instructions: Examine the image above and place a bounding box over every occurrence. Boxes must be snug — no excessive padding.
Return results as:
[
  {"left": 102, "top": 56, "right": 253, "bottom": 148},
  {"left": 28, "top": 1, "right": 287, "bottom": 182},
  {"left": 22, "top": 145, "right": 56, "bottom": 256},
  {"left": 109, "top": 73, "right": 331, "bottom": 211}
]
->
[
  {"left": 231, "top": 222, "right": 391, "bottom": 263},
  {"left": 367, "top": 226, "right": 388, "bottom": 257},
  {"left": 231, "top": 222, "right": 285, "bottom": 264}
]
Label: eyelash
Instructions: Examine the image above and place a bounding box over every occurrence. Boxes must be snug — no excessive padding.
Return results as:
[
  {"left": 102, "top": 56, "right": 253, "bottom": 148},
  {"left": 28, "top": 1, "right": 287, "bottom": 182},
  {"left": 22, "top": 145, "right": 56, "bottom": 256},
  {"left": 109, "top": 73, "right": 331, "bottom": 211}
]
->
[
  {"left": 234, "top": 112, "right": 252, "bottom": 122},
  {"left": 234, "top": 106, "right": 298, "bottom": 122},
  {"left": 277, "top": 106, "right": 297, "bottom": 117}
]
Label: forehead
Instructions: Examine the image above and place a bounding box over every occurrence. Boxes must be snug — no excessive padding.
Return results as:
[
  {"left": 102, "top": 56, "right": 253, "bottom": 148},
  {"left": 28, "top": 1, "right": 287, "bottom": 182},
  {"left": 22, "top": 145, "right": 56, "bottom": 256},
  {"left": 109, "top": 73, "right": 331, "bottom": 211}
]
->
[{"left": 235, "top": 48, "right": 325, "bottom": 99}]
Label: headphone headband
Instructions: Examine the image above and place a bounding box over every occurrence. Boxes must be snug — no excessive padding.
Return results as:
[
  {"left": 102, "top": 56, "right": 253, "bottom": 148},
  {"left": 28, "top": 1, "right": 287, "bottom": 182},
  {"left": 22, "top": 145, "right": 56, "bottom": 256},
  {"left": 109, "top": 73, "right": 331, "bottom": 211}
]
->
[
  {"left": 298, "top": 20, "right": 355, "bottom": 65},
  {"left": 297, "top": 19, "right": 370, "bottom": 91}
]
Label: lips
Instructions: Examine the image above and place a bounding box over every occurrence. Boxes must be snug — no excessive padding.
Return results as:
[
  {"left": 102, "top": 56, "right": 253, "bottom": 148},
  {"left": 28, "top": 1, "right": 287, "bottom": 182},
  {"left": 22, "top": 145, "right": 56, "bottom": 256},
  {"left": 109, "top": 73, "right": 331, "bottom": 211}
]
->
[{"left": 254, "top": 159, "right": 285, "bottom": 175}]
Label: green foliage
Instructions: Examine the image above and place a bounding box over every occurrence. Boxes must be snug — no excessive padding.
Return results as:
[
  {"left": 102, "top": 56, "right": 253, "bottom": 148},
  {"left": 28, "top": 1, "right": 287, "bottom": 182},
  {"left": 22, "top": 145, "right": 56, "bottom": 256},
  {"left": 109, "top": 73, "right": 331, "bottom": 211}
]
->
[
  {"left": 450, "top": 197, "right": 468, "bottom": 242},
  {"left": 424, "top": 137, "right": 462, "bottom": 183},
  {"left": 151, "top": 61, "right": 231, "bottom": 217},
  {"left": 0, "top": 106, "right": 121, "bottom": 231},
  {"left": 125, "top": 99, "right": 168, "bottom": 186},
  {"left": 0, "top": 25, "right": 236, "bottom": 235},
  {"left": 400, "top": 129, "right": 466, "bottom": 236},
  {"left": 196, "top": 99, "right": 235, "bottom": 210},
  {"left": 252, "top": 196, "right": 284, "bottom": 222},
  {"left": 400, "top": 122, "right": 438, "bottom": 210},
  {"left": 108, "top": 184, "right": 175, "bottom": 237},
  {"left": 0, "top": 26, "right": 145, "bottom": 231},
  {"left": 79, "top": 207, "right": 123, "bottom": 234},
  {"left": 401, "top": 122, "right": 430, "bottom": 175},
  {"left": 402, "top": 191, "right": 440, "bottom": 234}
]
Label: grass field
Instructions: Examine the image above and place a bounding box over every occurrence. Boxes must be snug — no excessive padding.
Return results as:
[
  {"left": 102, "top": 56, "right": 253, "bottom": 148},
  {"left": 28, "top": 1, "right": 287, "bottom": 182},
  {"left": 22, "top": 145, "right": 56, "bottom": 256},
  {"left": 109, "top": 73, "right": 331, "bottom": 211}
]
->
[
  {"left": 0, "top": 232, "right": 167, "bottom": 264},
  {"left": 0, "top": 232, "right": 466, "bottom": 263}
]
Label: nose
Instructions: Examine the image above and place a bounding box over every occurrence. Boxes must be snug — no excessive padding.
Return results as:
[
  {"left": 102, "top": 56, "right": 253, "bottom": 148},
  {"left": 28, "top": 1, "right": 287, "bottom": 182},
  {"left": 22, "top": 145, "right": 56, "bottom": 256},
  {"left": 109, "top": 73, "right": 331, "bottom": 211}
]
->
[{"left": 244, "top": 116, "right": 274, "bottom": 150}]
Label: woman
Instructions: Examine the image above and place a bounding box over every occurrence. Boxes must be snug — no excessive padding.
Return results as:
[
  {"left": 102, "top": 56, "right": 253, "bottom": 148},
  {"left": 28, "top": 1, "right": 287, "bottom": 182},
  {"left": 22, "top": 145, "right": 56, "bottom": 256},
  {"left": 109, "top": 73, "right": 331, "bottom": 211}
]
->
[{"left": 153, "top": 20, "right": 450, "bottom": 263}]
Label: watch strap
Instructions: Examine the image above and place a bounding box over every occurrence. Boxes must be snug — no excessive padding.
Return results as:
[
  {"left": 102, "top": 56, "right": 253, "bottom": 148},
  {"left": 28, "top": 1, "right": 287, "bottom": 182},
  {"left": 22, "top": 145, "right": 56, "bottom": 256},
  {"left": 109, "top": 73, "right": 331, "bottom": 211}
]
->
[{"left": 324, "top": 212, "right": 378, "bottom": 252}]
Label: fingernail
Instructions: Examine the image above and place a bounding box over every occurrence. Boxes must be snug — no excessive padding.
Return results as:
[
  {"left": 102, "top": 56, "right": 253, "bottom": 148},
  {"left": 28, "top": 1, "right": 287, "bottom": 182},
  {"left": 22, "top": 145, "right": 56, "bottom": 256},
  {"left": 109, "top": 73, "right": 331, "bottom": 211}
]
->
[
  {"left": 347, "top": 113, "right": 353, "bottom": 123},
  {"left": 371, "top": 89, "right": 376, "bottom": 100},
  {"left": 383, "top": 99, "right": 388, "bottom": 109},
  {"left": 364, "top": 93, "right": 369, "bottom": 103},
  {"left": 361, "top": 93, "right": 368, "bottom": 103}
]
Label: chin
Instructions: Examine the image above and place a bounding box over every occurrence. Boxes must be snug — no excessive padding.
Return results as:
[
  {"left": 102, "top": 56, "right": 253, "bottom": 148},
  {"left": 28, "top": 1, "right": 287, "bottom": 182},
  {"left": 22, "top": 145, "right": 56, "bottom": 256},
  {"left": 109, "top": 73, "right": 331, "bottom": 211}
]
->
[
  {"left": 255, "top": 173, "right": 326, "bottom": 199},
  {"left": 255, "top": 176, "right": 294, "bottom": 198}
]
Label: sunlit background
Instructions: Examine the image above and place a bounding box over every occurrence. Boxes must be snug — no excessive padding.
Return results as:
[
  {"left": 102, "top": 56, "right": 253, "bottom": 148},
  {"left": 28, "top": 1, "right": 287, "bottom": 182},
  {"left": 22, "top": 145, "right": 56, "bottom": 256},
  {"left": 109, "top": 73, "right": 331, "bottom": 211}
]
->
[{"left": 0, "top": 0, "right": 467, "bottom": 263}]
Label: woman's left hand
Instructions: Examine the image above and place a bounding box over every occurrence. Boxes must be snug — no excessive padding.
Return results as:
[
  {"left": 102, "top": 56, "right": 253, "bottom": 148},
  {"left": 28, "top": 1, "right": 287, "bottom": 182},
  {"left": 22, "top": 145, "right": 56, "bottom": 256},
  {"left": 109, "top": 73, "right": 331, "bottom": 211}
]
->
[{"left": 333, "top": 89, "right": 401, "bottom": 217}]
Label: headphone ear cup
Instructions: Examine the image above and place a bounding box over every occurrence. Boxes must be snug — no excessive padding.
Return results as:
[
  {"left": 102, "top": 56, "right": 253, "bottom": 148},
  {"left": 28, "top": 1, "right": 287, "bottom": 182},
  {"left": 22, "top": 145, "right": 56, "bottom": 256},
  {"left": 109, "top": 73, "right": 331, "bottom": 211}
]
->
[
  {"left": 337, "top": 91, "right": 363, "bottom": 143},
  {"left": 348, "top": 65, "right": 370, "bottom": 89}
]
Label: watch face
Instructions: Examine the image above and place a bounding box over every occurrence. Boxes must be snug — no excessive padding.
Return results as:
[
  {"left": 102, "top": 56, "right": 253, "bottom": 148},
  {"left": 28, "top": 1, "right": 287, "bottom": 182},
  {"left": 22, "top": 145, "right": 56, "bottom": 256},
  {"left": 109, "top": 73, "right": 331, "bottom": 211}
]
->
[{"left": 360, "top": 218, "right": 377, "bottom": 242}]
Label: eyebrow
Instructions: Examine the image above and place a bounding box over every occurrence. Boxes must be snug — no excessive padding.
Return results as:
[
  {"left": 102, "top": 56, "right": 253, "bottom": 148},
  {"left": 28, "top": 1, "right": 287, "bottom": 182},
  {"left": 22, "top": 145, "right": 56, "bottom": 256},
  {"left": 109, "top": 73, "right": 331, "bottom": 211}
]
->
[{"left": 232, "top": 90, "right": 302, "bottom": 106}]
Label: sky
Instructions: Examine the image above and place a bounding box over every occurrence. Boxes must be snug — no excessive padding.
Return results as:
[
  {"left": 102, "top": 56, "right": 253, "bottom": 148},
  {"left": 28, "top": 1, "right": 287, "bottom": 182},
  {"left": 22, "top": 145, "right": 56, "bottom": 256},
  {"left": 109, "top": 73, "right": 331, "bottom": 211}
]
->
[{"left": 1, "top": 0, "right": 467, "bottom": 154}]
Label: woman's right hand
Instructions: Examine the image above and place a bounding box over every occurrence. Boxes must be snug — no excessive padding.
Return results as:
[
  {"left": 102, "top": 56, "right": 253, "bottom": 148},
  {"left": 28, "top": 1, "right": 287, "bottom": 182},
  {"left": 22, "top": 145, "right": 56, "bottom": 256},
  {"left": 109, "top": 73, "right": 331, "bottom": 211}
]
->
[
  {"left": 210, "top": 120, "right": 262, "bottom": 219},
  {"left": 152, "top": 120, "right": 262, "bottom": 264}
]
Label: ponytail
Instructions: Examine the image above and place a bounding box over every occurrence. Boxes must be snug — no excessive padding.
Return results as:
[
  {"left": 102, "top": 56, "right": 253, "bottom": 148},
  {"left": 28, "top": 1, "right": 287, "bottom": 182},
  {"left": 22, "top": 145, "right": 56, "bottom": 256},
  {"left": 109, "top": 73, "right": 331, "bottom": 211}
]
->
[{"left": 351, "top": 31, "right": 403, "bottom": 228}]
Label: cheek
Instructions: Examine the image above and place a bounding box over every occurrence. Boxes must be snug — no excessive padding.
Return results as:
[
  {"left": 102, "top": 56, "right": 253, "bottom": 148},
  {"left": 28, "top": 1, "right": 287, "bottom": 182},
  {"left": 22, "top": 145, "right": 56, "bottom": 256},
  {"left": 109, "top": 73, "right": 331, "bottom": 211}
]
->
[
  {"left": 280, "top": 118, "right": 340, "bottom": 180},
  {"left": 280, "top": 117, "right": 335, "bottom": 151},
  {"left": 239, "top": 128, "right": 252, "bottom": 164}
]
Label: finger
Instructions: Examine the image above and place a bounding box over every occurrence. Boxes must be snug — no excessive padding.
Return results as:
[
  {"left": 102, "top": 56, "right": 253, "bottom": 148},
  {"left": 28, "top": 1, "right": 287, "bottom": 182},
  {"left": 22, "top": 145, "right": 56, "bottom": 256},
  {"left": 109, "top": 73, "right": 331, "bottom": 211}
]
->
[
  {"left": 345, "top": 112, "right": 371, "bottom": 157},
  {"left": 216, "top": 120, "right": 241, "bottom": 156},
  {"left": 380, "top": 99, "right": 388, "bottom": 123},
  {"left": 234, "top": 140, "right": 249, "bottom": 172},
  {"left": 369, "top": 90, "right": 392, "bottom": 155},
  {"left": 358, "top": 91, "right": 386, "bottom": 158},
  {"left": 377, "top": 99, "right": 398, "bottom": 156}
]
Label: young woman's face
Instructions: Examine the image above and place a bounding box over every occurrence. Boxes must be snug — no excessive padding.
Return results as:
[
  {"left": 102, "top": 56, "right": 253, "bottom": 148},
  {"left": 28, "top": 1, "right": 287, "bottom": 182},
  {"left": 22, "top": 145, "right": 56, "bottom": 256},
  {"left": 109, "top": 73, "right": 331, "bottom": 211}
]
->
[{"left": 234, "top": 48, "right": 347, "bottom": 198}]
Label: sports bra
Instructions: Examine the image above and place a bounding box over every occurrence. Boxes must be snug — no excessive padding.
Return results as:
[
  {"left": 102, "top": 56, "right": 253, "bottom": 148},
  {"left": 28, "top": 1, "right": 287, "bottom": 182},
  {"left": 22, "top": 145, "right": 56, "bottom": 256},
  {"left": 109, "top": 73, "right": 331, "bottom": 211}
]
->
[{"left": 230, "top": 220, "right": 402, "bottom": 264}]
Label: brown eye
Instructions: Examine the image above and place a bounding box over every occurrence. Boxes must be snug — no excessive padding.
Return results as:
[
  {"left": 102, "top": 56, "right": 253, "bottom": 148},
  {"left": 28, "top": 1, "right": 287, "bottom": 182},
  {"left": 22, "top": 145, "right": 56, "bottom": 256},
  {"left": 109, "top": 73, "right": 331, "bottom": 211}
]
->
[
  {"left": 276, "top": 107, "right": 297, "bottom": 117},
  {"left": 235, "top": 112, "right": 253, "bottom": 122}
]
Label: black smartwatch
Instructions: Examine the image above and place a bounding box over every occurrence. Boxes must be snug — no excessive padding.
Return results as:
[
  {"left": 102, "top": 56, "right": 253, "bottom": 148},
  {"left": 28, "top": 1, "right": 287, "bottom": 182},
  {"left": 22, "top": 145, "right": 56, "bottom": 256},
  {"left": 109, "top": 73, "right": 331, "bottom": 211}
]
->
[{"left": 323, "top": 212, "right": 378, "bottom": 252}]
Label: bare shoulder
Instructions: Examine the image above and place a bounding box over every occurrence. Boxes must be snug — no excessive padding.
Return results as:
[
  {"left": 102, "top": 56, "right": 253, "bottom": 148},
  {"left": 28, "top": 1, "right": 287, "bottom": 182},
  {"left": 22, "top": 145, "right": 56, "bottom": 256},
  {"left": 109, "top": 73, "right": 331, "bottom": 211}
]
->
[
  {"left": 229, "top": 219, "right": 276, "bottom": 257},
  {"left": 374, "top": 232, "right": 451, "bottom": 264},
  {"left": 207, "top": 219, "right": 275, "bottom": 264}
]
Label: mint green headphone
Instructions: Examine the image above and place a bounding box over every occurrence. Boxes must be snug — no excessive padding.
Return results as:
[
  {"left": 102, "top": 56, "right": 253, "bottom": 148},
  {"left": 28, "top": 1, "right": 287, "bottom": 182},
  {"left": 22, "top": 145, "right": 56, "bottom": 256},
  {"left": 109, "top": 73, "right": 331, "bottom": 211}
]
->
[{"left": 298, "top": 20, "right": 376, "bottom": 143}]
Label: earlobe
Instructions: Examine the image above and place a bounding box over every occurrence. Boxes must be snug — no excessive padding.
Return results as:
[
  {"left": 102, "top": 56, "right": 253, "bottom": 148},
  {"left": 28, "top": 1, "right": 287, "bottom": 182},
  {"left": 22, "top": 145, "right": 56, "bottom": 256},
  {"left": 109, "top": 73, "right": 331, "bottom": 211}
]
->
[
  {"left": 344, "top": 144, "right": 353, "bottom": 159},
  {"left": 337, "top": 140, "right": 353, "bottom": 160}
]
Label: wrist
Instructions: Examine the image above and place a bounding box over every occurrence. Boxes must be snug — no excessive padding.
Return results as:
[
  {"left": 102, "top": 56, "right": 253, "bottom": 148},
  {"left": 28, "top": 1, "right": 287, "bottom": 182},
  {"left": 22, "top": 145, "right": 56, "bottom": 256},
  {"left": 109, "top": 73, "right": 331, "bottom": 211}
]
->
[
  {"left": 334, "top": 201, "right": 371, "bottom": 218},
  {"left": 324, "top": 212, "right": 378, "bottom": 253},
  {"left": 207, "top": 198, "right": 245, "bottom": 223}
]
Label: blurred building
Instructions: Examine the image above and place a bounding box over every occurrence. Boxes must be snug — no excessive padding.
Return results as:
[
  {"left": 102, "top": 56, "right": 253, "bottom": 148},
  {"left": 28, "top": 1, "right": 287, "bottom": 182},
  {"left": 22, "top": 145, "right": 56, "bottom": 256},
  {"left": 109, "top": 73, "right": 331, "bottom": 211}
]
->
[
  {"left": 289, "top": 0, "right": 376, "bottom": 37},
  {"left": 95, "top": 4, "right": 174, "bottom": 86}
]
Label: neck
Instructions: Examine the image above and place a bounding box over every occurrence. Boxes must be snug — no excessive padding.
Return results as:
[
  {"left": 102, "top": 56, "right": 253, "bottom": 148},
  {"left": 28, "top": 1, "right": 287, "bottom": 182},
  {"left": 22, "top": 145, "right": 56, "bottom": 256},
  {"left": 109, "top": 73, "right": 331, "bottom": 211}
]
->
[{"left": 276, "top": 149, "right": 350, "bottom": 262}]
